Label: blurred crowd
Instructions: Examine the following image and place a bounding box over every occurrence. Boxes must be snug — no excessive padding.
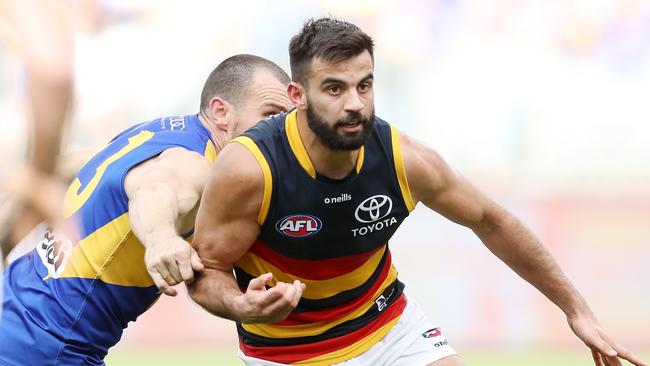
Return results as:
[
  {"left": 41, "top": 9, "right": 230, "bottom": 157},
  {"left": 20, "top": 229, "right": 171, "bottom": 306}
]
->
[{"left": 1, "top": 0, "right": 648, "bottom": 350}]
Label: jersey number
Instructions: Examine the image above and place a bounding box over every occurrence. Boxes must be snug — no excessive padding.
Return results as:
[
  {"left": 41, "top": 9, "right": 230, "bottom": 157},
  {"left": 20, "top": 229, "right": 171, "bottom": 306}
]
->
[{"left": 63, "top": 130, "right": 154, "bottom": 217}]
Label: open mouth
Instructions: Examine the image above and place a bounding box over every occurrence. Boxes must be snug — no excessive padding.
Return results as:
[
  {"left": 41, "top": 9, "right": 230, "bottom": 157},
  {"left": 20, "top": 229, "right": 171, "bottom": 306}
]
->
[{"left": 338, "top": 120, "right": 362, "bottom": 132}]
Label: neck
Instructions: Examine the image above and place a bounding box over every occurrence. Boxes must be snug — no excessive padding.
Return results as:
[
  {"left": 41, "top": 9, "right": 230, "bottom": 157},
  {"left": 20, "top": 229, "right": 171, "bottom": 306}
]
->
[
  {"left": 296, "top": 110, "right": 359, "bottom": 180},
  {"left": 198, "top": 112, "right": 229, "bottom": 153}
]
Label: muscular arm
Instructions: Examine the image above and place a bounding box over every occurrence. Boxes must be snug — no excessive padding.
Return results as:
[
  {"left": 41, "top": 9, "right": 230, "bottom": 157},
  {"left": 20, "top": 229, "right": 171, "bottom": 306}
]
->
[
  {"left": 189, "top": 142, "right": 304, "bottom": 323},
  {"left": 400, "top": 131, "right": 646, "bottom": 366},
  {"left": 125, "top": 147, "right": 207, "bottom": 296}
]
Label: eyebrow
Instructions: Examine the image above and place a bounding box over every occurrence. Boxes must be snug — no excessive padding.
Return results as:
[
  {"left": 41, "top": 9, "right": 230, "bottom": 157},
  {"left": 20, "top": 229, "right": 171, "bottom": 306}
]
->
[{"left": 320, "top": 73, "right": 374, "bottom": 87}]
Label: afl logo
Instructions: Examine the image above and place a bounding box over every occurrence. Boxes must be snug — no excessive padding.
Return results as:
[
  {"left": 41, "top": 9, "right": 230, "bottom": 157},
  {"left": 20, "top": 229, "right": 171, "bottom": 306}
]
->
[
  {"left": 276, "top": 215, "right": 322, "bottom": 238},
  {"left": 355, "top": 195, "right": 393, "bottom": 223}
]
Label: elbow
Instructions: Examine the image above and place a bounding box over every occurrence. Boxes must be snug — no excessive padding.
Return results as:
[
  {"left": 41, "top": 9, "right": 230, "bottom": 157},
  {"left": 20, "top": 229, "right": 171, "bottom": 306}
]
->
[{"left": 471, "top": 206, "right": 510, "bottom": 237}]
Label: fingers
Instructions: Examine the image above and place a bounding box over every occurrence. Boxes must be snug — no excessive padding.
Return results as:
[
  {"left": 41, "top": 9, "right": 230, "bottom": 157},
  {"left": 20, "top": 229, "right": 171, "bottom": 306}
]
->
[
  {"left": 592, "top": 349, "right": 604, "bottom": 366},
  {"left": 155, "top": 258, "right": 182, "bottom": 286},
  {"left": 177, "top": 253, "right": 196, "bottom": 285},
  {"left": 149, "top": 271, "right": 177, "bottom": 297},
  {"left": 602, "top": 351, "right": 622, "bottom": 366},
  {"left": 146, "top": 239, "right": 207, "bottom": 294},
  {"left": 580, "top": 321, "right": 647, "bottom": 366},
  {"left": 600, "top": 331, "right": 648, "bottom": 366},
  {"left": 248, "top": 273, "right": 273, "bottom": 291},
  {"left": 619, "top": 352, "right": 649, "bottom": 366},
  {"left": 591, "top": 337, "right": 617, "bottom": 359},
  {"left": 241, "top": 277, "right": 306, "bottom": 323},
  {"left": 291, "top": 280, "right": 306, "bottom": 306},
  {"left": 585, "top": 331, "right": 619, "bottom": 366},
  {"left": 190, "top": 247, "right": 205, "bottom": 272}
]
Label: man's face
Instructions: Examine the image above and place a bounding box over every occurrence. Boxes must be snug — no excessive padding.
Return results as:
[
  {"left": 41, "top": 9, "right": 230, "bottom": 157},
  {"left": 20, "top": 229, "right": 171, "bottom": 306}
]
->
[
  {"left": 232, "top": 70, "right": 293, "bottom": 135},
  {"left": 304, "top": 51, "right": 375, "bottom": 150}
]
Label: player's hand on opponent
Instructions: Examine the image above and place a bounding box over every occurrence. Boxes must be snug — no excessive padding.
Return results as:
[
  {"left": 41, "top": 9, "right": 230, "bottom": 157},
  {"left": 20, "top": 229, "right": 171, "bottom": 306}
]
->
[
  {"left": 236, "top": 272, "right": 305, "bottom": 324},
  {"left": 145, "top": 235, "right": 205, "bottom": 296},
  {"left": 568, "top": 313, "right": 647, "bottom": 366}
]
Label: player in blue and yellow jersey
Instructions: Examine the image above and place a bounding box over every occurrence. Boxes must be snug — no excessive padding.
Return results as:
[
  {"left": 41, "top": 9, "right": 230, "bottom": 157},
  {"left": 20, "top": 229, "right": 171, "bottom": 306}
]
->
[
  {"left": 189, "top": 18, "right": 647, "bottom": 366},
  {"left": 0, "top": 54, "right": 293, "bottom": 365}
]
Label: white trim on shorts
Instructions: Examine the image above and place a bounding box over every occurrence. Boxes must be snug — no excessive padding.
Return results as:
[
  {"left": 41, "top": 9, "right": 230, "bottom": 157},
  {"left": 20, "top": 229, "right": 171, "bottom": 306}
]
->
[{"left": 238, "top": 295, "right": 456, "bottom": 366}]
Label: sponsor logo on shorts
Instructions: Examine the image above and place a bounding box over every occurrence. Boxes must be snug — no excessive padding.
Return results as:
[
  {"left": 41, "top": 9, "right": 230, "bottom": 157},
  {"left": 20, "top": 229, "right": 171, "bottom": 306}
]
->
[
  {"left": 434, "top": 339, "right": 449, "bottom": 347},
  {"left": 422, "top": 327, "right": 442, "bottom": 338},
  {"left": 276, "top": 215, "right": 322, "bottom": 238}
]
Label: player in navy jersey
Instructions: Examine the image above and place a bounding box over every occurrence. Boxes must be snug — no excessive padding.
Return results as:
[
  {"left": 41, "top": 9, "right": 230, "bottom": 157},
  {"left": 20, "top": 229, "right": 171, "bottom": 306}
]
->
[
  {"left": 0, "top": 54, "right": 293, "bottom": 365},
  {"left": 189, "top": 18, "right": 646, "bottom": 366}
]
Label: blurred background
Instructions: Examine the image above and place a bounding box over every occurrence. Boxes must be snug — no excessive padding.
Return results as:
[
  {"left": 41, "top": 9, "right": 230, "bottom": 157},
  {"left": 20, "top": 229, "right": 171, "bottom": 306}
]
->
[{"left": 1, "top": 0, "right": 649, "bottom": 365}]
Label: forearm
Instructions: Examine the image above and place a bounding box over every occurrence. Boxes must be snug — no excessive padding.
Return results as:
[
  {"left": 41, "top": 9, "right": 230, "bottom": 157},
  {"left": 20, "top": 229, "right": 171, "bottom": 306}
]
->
[
  {"left": 129, "top": 183, "right": 181, "bottom": 247},
  {"left": 20, "top": 0, "right": 74, "bottom": 174},
  {"left": 28, "top": 70, "right": 72, "bottom": 173},
  {"left": 475, "top": 209, "right": 591, "bottom": 318},
  {"left": 187, "top": 268, "right": 246, "bottom": 322}
]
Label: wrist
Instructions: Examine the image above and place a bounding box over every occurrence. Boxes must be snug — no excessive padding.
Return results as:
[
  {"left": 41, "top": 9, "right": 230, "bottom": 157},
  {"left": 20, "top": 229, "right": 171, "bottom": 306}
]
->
[
  {"left": 228, "top": 291, "right": 253, "bottom": 323},
  {"left": 143, "top": 227, "right": 178, "bottom": 246},
  {"left": 562, "top": 299, "right": 593, "bottom": 320}
]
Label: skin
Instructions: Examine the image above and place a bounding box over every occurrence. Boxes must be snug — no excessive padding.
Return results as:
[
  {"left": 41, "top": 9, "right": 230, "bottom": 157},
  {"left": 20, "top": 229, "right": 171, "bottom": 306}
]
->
[
  {"left": 0, "top": 0, "right": 73, "bottom": 258},
  {"left": 125, "top": 68, "right": 292, "bottom": 297},
  {"left": 190, "top": 52, "right": 646, "bottom": 366}
]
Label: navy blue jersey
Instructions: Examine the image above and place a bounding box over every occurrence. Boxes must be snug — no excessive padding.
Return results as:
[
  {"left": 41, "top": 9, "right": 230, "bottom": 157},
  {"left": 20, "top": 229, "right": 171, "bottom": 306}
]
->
[{"left": 231, "top": 110, "right": 416, "bottom": 365}]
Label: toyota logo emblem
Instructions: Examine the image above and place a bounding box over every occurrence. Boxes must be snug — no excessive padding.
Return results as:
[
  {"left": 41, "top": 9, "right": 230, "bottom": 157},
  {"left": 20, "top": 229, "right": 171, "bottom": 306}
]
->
[{"left": 355, "top": 195, "right": 393, "bottom": 223}]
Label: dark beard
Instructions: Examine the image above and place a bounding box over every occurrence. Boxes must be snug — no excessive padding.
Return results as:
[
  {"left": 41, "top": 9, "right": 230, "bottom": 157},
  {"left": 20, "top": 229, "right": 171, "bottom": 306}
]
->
[{"left": 306, "top": 103, "right": 375, "bottom": 151}]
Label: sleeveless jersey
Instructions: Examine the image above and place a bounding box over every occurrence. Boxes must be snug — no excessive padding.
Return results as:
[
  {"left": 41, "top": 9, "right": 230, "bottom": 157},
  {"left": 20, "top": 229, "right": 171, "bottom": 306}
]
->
[
  {"left": 232, "top": 110, "right": 416, "bottom": 365},
  {"left": 0, "top": 114, "right": 216, "bottom": 365}
]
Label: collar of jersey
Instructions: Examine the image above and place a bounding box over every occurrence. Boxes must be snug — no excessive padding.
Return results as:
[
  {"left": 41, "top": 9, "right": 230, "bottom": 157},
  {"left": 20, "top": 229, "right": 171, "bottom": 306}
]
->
[{"left": 285, "top": 109, "right": 365, "bottom": 179}]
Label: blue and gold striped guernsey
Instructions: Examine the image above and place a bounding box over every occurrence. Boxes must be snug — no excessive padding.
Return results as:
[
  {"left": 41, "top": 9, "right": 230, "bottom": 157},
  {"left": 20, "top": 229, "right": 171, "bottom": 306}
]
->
[
  {"left": 0, "top": 115, "right": 216, "bottom": 365},
  {"left": 232, "top": 110, "right": 416, "bottom": 365}
]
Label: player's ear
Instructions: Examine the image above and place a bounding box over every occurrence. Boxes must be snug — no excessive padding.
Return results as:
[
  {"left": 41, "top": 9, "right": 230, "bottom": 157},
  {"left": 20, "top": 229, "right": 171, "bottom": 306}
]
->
[
  {"left": 288, "top": 82, "right": 307, "bottom": 111},
  {"left": 207, "top": 96, "right": 231, "bottom": 131}
]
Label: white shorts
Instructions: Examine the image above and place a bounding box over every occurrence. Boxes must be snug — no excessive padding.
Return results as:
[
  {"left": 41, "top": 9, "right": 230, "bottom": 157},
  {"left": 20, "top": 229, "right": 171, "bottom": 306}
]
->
[{"left": 238, "top": 296, "right": 457, "bottom": 366}]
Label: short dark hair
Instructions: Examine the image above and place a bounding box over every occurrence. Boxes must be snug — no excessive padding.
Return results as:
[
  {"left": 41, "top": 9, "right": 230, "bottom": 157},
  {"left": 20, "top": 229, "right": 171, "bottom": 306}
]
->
[
  {"left": 199, "top": 54, "right": 290, "bottom": 112},
  {"left": 289, "top": 17, "right": 374, "bottom": 84}
]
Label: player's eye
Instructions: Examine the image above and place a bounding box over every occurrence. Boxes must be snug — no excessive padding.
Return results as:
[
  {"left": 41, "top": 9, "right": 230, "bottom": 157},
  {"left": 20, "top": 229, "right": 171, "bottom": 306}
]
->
[
  {"left": 327, "top": 85, "right": 340, "bottom": 94},
  {"left": 358, "top": 82, "right": 372, "bottom": 93}
]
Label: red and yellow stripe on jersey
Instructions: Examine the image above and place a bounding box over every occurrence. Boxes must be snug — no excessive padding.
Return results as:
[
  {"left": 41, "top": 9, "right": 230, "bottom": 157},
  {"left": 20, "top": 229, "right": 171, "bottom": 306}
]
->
[{"left": 232, "top": 110, "right": 414, "bottom": 364}]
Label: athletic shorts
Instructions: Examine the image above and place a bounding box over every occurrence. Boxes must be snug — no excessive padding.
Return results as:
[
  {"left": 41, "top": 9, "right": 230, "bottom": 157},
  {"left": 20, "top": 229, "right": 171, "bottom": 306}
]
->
[{"left": 238, "top": 296, "right": 457, "bottom": 365}]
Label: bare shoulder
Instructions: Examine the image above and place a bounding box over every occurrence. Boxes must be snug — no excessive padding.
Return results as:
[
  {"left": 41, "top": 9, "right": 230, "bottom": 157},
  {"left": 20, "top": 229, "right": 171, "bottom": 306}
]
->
[
  {"left": 397, "top": 130, "right": 454, "bottom": 204},
  {"left": 206, "top": 141, "right": 265, "bottom": 195},
  {"left": 397, "top": 130, "right": 500, "bottom": 229},
  {"left": 197, "top": 140, "right": 267, "bottom": 227}
]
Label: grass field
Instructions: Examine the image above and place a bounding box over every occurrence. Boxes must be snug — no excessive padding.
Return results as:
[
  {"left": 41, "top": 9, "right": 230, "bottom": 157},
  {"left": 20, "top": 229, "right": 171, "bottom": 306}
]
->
[{"left": 105, "top": 347, "right": 650, "bottom": 365}]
